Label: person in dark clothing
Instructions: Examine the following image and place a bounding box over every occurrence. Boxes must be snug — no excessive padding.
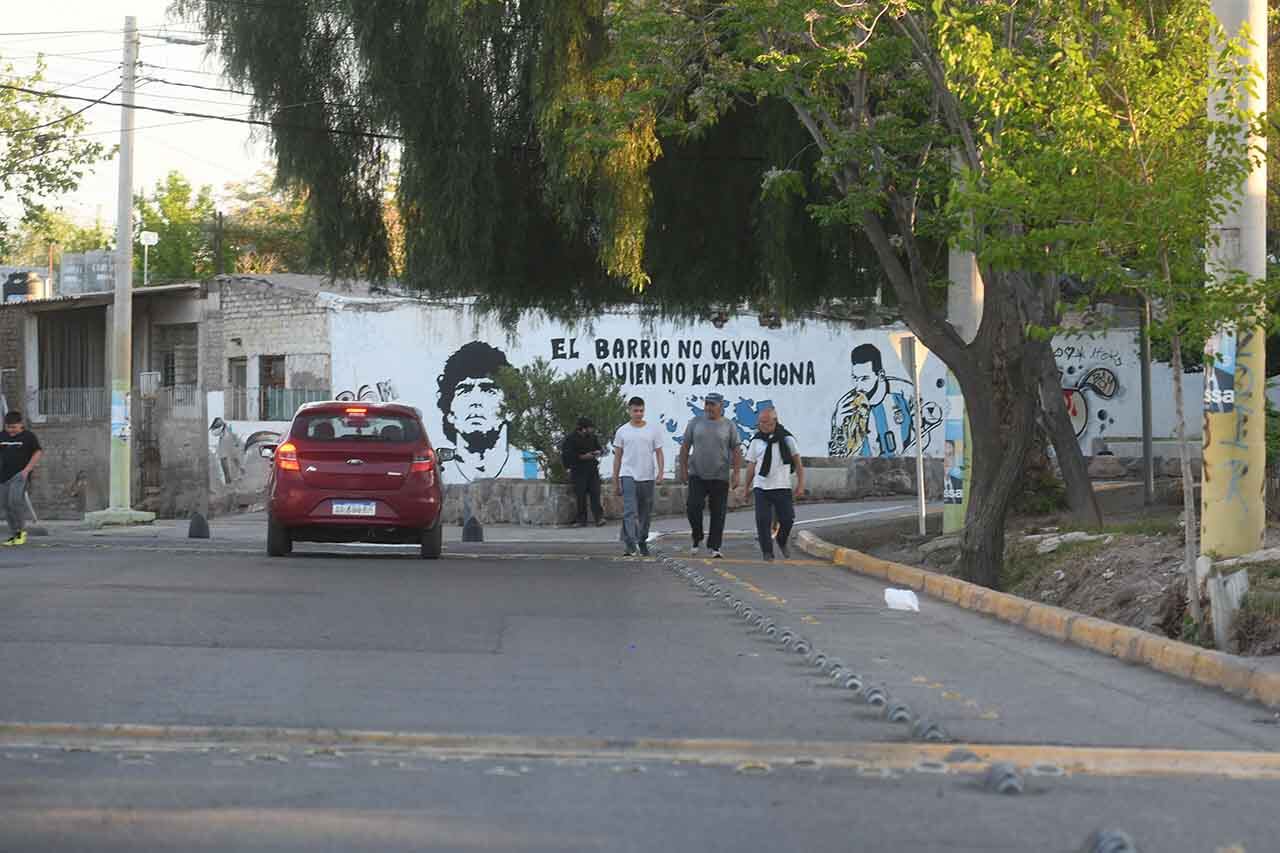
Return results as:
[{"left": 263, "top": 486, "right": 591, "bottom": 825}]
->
[
  {"left": 1, "top": 411, "right": 43, "bottom": 547},
  {"left": 562, "top": 417, "right": 607, "bottom": 526}
]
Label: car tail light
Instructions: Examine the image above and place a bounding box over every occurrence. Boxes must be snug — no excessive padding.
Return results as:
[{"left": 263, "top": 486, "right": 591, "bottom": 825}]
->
[
  {"left": 410, "top": 451, "right": 435, "bottom": 473},
  {"left": 277, "top": 442, "right": 300, "bottom": 472}
]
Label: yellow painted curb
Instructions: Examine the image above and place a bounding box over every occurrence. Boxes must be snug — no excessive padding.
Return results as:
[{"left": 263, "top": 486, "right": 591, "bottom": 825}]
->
[{"left": 796, "top": 531, "right": 1280, "bottom": 709}]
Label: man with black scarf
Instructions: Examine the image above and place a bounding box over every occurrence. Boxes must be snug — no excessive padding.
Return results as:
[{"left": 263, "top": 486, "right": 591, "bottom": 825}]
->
[{"left": 740, "top": 407, "right": 805, "bottom": 561}]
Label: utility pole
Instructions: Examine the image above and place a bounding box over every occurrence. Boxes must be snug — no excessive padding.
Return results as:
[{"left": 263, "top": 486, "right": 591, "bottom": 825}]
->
[
  {"left": 1201, "top": 0, "right": 1266, "bottom": 646},
  {"left": 88, "top": 15, "right": 154, "bottom": 528},
  {"left": 1203, "top": 0, "right": 1267, "bottom": 556}
]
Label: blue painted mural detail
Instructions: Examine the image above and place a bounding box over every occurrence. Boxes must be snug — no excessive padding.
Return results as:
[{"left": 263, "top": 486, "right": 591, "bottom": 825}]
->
[{"left": 659, "top": 395, "right": 776, "bottom": 447}]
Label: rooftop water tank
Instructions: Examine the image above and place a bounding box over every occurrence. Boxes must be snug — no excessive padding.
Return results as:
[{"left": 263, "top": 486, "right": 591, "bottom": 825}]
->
[{"left": 3, "top": 271, "right": 42, "bottom": 303}]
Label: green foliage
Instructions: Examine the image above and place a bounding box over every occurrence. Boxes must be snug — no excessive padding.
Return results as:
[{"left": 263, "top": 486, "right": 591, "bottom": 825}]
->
[
  {"left": 133, "top": 171, "right": 224, "bottom": 284},
  {"left": 0, "top": 209, "right": 111, "bottom": 266},
  {"left": 0, "top": 58, "right": 113, "bottom": 256},
  {"left": 222, "top": 171, "right": 316, "bottom": 274},
  {"left": 941, "top": 0, "right": 1275, "bottom": 345},
  {"left": 495, "top": 359, "right": 629, "bottom": 482},
  {"left": 174, "top": 0, "right": 884, "bottom": 320}
]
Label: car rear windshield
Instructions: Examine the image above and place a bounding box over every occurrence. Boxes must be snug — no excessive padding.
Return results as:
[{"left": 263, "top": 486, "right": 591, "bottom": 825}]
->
[{"left": 294, "top": 413, "right": 422, "bottom": 443}]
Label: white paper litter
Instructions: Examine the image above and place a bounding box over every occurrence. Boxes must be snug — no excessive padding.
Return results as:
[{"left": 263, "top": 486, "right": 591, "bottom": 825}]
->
[{"left": 884, "top": 589, "right": 920, "bottom": 612}]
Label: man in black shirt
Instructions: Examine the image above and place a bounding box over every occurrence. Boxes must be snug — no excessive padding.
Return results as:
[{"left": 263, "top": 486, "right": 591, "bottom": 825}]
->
[
  {"left": 561, "top": 417, "right": 607, "bottom": 527},
  {"left": 1, "top": 411, "right": 43, "bottom": 546}
]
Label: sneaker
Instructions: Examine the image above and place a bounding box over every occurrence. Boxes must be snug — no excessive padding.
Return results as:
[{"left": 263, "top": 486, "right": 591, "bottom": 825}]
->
[
  {"left": 689, "top": 543, "right": 702, "bottom": 557},
  {"left": 623, "top": 547, "right": 638, "bottom": 558},
  {"left": 1, "top": 536, "right": 15, "bottom": 547},
  {"left": 595, "top": 517, "right": 607, "bottom": 527},
  {"left": 776, "top": 540, "right": 790, "bottom": 560},
  {"left": 761, "top": 551, "right": 775, "bottom": 562},
  {"left": 710, "top": 549, "right": 723, "bottom": 559},
  {"left": 639, "top": 544, "right": 650, "bottom": 557},
  {"left": 13, "top": 531, "right": 26, "bottom": 546}
]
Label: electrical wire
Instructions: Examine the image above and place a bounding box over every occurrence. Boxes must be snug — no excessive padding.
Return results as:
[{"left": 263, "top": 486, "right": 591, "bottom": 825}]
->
[
  {"left": 0, "top": 83, "right": 121, "bottom": 135},
  {"left": 0, "top": 83, "right": 400, "bottom": 140}
]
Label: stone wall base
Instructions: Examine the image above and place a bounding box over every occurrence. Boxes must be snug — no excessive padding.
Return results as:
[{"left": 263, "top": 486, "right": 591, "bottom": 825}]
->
[{"left": 442, "top": 458, "right": 945, "bottom": 526}]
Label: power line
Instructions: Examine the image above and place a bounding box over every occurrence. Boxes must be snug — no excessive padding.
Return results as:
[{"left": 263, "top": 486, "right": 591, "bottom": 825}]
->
[
  {"left": 0, "top": 47, "right": 144, "bottom": 60},
  {"left": 0, "top": 83, "right": 401, "bottom": 140},
  {"left": 138, "top": 75, "right": 253, "bottom": 97},
  {"left": 138, "top": 75, "right": 358, "bottom": 110},
  {"left": 0, "top": 26, "right": 208, "bottom": 37},
  {"left": 139, "top": 62, "right": 229, "bottom": 79},
  {"left": 50, "top": 66, "right": 123, "bottom": 94},
  {"left": 0, "top": 83, "right": 121, "bottom": 135}
]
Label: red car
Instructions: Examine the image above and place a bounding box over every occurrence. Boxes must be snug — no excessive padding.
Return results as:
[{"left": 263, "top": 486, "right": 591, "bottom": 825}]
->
[{"left": 262, "top": 402, "right": 452, "bottom": 558}]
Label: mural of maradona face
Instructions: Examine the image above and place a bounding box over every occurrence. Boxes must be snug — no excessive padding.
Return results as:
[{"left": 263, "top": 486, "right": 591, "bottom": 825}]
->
[{"left": 438, "top": 341, "right": 516, "bottom": 481}]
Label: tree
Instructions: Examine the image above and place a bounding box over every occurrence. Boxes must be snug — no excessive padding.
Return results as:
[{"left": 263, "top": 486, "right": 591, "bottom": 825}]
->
[
  {"left": 942, "top": 0, "right": 1272, "bottom": 611},
  {"left": 0, "top": 58, "right": 113, "bottom": 257},
  {"left": 133, "top": 171, "right": 222, "bottom": 283},
  {"left": 222, "top": 171, "right": 315, "bottom": 274},
  {"left": 173, "top": 0, "right": 886, "bottom": 321},
  {"left": 496, "top": 359, "right": 630, "bottom": 482},
  {"left": 178, "top": 1, "right": 1218, "bottom": 586},
  {"left": 0, "top": 208, "right": 111, "bottom": 266}
]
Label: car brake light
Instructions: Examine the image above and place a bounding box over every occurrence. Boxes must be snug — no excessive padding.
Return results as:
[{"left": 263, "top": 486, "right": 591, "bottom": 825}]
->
[
  {"left": 345, "top": 407, "right": 368, "bottom": 415},
  {"left": 410, "top": 451, "right": 435, "bottom": 473},
  {"left": 277, "top": 442, "right": 300, "bottom": 471}
]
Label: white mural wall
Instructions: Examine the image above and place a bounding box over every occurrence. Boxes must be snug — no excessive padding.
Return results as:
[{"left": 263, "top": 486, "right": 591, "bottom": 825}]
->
[
  {"left": 188, "top": 298, "right": 1203, "bottom": 489},
  {"left": 1053, "top": 330, "right": 1203, "bottom": 451},
  {"left": 328, "top": 304, "right": 954, "bottom": 486}
]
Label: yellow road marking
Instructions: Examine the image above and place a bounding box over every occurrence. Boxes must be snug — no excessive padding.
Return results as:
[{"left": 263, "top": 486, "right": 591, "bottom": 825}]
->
[{"left": 3, "top": 722, "right": 1280, "bottom": 780}]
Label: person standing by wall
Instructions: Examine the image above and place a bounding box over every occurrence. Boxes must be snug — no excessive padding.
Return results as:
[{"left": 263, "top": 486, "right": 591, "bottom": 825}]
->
[
  {"left": 741, "top": 407, "right": 804, "bottom": 561},
  {"left": 611, "top": 397, "right": 665, "bottom": 557},
  {"left": 1, "top": 411, "right": 43, "bottom": 547},
  {"left": 562, "top": 416, "right": 607, "bottom": 527},
  {"left": 678, "top": 392, "right": 741, "bottom": 558}
]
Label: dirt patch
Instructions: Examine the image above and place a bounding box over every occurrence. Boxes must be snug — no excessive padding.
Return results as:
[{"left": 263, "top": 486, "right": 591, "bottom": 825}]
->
[{"left": 833, "top": 505, "right": 1280, "bottom": 656}]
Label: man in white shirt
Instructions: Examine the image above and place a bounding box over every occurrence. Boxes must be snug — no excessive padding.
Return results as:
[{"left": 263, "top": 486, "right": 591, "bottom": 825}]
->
[
  {"left": 612, "top": 396, "right": 665, "bottom": 557},
  {"left": 741, "top": 407, "right": 805, "bottom": 561}
]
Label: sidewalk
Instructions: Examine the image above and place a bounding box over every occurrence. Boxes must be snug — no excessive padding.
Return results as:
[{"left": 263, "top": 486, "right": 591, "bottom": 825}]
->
[{"left": 31, "top": 497, "right": 928, "bottom": 546}]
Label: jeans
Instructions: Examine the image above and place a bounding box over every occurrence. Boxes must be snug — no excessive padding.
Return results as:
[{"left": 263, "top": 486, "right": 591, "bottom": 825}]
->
[
  {"left": 619, "top": 476, "right": 655, "bottom": 550},
  {"left": 687, "top": 476, "right": 729, "bottom": 550},
  {"left": 3, "top": 474, "right": 26, "bottom": 536},
  {"left": 753, "top": 487, "right": 795, "bottom": 557},
  {"left": 572, "top": 467, "right": 603, "bottom": 523}
]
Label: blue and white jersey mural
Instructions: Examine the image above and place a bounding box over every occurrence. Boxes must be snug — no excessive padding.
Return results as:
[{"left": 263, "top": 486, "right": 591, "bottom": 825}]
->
[{"left": 328, "top": 303, "right": 953, "bottom": 485}]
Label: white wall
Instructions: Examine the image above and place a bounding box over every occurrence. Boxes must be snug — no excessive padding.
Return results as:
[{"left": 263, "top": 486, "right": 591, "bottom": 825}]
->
[
  {"left": 329, "top": 304, "right": 955, "bottom": 485},
  {"left": 1053, "top": 329, "right": 1203, "bottom": 449}
]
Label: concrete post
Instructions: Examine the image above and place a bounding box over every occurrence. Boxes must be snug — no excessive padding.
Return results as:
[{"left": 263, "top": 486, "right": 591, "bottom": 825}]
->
[
  {"left": 87, "top": 17, "right": 153, "bottom": 529},
  {"left": 1202, "top": 0, "right": 1266, "bottom": 560},
  {"left": 943, "top": 241, "right": 983, "bottom": 535}
]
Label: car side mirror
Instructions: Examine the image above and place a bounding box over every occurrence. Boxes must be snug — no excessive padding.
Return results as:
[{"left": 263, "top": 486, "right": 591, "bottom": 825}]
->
[
  {"left": 259, "top": 444, "right": 277, "bottom": 460},
  {"left": 436, "top": 447, "right": 456, "bottom": 463}
]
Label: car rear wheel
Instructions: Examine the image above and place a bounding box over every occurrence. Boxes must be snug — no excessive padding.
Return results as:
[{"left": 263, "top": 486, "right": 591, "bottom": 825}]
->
[
  {"left": 267, "top": 516, "right": 293, "bottom": 557},
  {"left": 420, "top": 522, "right": 443, "bottom": 559}
]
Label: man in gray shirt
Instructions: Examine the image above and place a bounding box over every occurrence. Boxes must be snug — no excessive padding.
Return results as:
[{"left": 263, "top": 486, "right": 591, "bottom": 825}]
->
[{"left": 677, "top": 392, "right": 742, "bottom": 558}]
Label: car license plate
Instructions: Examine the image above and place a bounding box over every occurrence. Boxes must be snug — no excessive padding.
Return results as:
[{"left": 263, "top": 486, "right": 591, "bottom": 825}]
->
[{"left": 332, "top": 501, "right": 376, "bottom": 517}]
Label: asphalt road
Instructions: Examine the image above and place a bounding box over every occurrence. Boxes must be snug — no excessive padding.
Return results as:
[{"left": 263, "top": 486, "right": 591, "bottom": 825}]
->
[{"left": 1, "top": 522, "right": 1277, "bottom": 851}]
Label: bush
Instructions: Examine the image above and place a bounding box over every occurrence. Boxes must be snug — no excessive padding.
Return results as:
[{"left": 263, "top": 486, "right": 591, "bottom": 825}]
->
[{"left": 496, "top": 359, "right": 630, "bottom": 482}]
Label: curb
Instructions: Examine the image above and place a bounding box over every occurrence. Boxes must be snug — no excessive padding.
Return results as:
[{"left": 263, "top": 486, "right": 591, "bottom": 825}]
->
[{"left": 794, "top": 530, "right": 1280, "bottom": 710}]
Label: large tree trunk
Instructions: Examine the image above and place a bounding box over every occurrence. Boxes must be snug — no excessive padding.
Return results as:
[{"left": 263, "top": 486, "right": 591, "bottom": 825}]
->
[
  {"left": 1036, "top": 344, "right": 1104, "bottom": 527},
  {"left": 950, "top": 290, "right": 1045, "bottom": 589}
]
